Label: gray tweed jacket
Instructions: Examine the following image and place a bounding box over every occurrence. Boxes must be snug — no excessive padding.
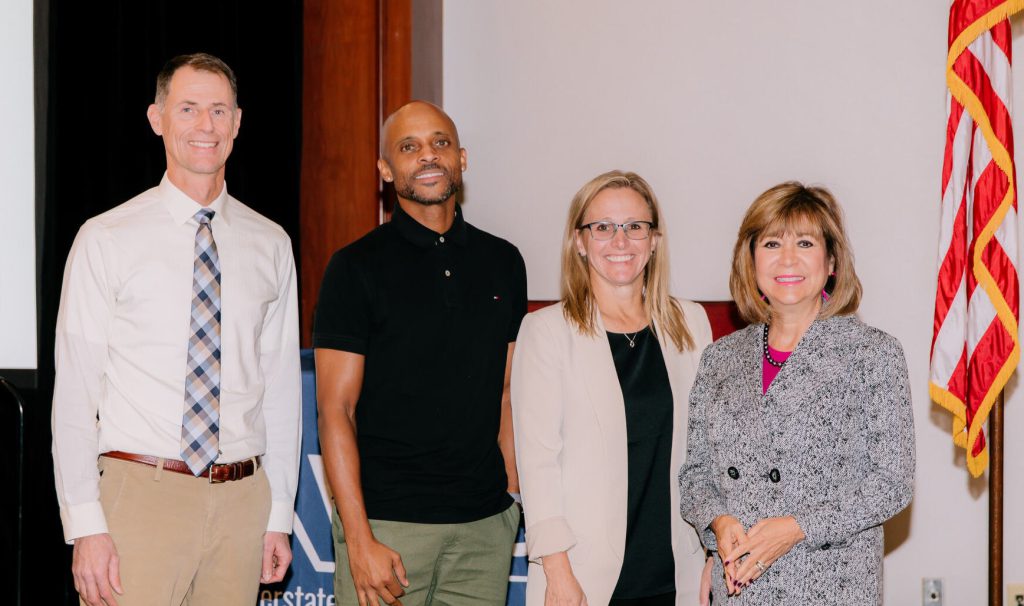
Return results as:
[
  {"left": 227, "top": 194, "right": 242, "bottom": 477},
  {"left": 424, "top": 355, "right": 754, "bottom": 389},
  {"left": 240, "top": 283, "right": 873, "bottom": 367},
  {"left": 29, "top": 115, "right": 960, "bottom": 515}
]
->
[{"left": 678, "top": 315, "right": 915, "bottom": 605}]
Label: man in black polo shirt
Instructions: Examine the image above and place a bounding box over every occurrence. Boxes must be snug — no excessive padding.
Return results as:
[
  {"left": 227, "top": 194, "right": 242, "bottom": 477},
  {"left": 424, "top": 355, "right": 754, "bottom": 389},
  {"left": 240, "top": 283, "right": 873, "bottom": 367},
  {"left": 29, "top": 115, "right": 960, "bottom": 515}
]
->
[{"left": 314, "top": 101, "right": 526, "bottom": 606}]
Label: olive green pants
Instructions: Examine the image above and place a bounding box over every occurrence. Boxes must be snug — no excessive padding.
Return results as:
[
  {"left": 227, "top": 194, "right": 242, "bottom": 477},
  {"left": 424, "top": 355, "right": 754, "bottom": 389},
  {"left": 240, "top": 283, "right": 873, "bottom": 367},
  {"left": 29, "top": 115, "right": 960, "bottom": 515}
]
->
[{"left": 333, "top": 504, "right": 519, "bottom": 606}]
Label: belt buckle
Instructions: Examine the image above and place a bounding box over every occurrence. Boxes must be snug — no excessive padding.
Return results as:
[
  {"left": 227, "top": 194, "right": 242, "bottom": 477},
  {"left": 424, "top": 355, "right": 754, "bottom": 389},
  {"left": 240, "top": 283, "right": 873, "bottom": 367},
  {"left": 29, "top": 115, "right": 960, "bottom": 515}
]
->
[
  {"left": 207, "top": 458, "right": 255, "bottom": 483},
  {"left": 208, "top": 462, "right": 229, "bottom": 484}
]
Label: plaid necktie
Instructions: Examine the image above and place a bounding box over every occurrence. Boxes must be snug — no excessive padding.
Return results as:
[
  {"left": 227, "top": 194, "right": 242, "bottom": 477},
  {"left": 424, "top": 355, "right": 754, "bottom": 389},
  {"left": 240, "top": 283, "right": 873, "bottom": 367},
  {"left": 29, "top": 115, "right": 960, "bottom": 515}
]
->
[{"left": 181, "top": 208, "right": 221, "bottom": 475}]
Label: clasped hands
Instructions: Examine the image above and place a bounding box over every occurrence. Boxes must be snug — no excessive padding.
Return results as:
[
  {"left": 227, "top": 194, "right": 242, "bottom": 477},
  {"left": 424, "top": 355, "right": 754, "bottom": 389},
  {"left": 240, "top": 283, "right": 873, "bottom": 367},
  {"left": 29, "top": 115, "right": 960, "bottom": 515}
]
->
[{"left": 710, "top": 514, "right": 805, "bottom": 596}]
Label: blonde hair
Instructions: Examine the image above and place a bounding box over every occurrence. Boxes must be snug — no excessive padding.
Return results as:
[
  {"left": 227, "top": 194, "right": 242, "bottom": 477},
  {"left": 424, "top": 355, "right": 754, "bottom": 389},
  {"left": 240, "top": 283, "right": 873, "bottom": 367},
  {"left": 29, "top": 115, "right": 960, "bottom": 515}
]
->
[
  {"left": 561, "top": 170, "right": 694, "bottom": 351},
  {"left": 730, "top": 181, "right": 862, "bottom": 324}
]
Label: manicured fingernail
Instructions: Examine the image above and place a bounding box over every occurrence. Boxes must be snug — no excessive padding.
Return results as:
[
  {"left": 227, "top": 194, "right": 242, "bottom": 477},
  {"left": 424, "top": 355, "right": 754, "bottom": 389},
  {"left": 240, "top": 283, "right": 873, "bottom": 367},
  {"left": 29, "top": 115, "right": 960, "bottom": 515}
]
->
[{"left": 724, "top": 560, "right": 730, "bottom": 565}]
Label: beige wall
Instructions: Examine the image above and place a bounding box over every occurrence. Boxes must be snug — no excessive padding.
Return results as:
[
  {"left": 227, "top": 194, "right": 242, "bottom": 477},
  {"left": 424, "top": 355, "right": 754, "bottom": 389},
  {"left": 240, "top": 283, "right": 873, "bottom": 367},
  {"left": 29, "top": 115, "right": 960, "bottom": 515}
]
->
[{"left": 443, "top": 1, "right": 1024, "bottom": 604}]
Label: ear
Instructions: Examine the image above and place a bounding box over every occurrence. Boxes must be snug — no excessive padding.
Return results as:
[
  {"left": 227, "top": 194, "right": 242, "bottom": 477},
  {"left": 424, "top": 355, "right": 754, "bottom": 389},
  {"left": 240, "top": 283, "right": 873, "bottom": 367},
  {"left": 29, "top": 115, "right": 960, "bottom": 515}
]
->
[
  {"left": 459, "top": 148, "right": 468, "bottom": 172},
  {"left": 650, "top": 232, "right": 661, "bottom": 254},
  {"left": 147, "top": 104, "right": 163, "bottom": 136},
  {"left": 829, "top": 256, "right": 836, "bottom": 275},
  {"left": 377, "top": 158, "right": 394, "bottom": 183},
  {"left": 231, "top": 107, "right": 242, "bottom": 140},
  {"left": 574, "top": 228, "right": 587, "bottom": 258}
]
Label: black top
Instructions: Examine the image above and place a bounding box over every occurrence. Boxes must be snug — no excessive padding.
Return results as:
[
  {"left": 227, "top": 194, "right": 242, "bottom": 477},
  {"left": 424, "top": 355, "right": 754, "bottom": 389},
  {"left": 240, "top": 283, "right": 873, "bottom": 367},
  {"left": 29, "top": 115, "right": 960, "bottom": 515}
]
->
[
  {"left": 607, "top": 327, "right": 676, "bottom": 599},
  {"left": 312, "top": 203, "right": 527, "bottom": 523}
]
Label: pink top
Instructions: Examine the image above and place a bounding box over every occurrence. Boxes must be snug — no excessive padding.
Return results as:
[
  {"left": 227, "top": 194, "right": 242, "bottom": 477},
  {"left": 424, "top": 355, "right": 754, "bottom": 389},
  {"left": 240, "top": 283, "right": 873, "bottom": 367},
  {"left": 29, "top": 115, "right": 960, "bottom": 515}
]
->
[{"left": 762, "top": 345, "right": 792, "bottom": 394}]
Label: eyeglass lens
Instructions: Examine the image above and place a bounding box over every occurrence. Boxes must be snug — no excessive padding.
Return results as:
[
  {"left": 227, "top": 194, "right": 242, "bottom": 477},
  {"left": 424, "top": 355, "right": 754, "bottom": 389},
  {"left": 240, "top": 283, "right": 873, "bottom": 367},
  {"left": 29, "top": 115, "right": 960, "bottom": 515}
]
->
[{"left": 586, "top": 222, "right": 651, "bottom": 240}]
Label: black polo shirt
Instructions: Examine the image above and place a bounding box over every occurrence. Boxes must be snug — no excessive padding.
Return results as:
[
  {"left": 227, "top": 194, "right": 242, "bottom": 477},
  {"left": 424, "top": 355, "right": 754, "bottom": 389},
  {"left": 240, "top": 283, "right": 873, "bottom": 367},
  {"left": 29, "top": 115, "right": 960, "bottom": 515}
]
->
[{"left": 313, "top": 203, "right": 527, "bottom": 524}]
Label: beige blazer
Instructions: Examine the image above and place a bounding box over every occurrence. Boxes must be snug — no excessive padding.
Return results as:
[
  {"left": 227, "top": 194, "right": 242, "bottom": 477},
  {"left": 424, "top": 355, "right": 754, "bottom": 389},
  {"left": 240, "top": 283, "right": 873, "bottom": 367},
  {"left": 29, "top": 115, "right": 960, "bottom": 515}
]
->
[{"left": 512, "top": 300, "right": 713, "bottom": 606}]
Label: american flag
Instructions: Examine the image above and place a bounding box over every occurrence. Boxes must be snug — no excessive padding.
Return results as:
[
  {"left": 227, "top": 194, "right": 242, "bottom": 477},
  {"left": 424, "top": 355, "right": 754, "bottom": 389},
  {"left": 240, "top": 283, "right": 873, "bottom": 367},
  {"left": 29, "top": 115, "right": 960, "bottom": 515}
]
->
[{"left": 931, "top": 0, "right": 1022, "bottom": 478}]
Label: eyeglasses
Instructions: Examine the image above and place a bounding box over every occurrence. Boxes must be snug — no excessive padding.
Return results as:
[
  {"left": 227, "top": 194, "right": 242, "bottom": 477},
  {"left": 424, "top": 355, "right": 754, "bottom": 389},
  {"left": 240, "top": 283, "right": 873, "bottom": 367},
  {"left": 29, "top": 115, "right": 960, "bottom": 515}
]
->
[{"left": 578, "top": 221, "right": 654, "bottom": 241}]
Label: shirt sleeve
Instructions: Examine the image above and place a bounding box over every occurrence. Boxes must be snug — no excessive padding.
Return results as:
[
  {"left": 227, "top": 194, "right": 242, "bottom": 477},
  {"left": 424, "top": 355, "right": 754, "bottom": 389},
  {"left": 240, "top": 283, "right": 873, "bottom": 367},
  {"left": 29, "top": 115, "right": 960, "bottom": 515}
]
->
[
  {"left": 506, "top": 247, "right": 528, "bottom": 343},
  {"left": 677, "top": 347, "right": 730, "bottom": 551},
  {"left": 511, "top": 311, "right": 577, "bottom": 561},
  {"left": 312, "top": 249, "right": 372, "bottom": 354},
  {"left": 259, "top": 237, "right": 303, "bottom": 534},
  {"left": 51, "top": 221, "right": 115, "bottom": 543}
]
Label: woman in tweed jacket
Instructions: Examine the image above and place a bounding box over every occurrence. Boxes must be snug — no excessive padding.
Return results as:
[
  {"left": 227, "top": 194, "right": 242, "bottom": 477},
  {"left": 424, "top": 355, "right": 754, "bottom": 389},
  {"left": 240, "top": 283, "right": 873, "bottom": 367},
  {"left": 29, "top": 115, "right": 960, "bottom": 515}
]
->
[{"left": 678, "top": 182, "right": 915, "bottom": 605}]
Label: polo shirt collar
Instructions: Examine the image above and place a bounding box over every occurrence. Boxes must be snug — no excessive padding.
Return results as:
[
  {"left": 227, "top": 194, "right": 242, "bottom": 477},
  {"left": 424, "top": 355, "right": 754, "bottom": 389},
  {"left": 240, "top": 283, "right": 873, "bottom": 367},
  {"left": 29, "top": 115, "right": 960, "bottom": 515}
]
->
[
  {"left": 391, "top": 201, "right": 468, "bottom": 248},
  {"left": 159, "top": 173, "right": 232, "bottom": 227}
]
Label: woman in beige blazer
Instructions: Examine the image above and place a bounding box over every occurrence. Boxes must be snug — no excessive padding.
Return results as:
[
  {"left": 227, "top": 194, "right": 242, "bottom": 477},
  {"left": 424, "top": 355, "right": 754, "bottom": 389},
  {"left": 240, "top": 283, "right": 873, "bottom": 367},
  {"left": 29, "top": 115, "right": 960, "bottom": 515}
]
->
[{"left": 512, "top": 171, "right": 713, "bottom": 606}]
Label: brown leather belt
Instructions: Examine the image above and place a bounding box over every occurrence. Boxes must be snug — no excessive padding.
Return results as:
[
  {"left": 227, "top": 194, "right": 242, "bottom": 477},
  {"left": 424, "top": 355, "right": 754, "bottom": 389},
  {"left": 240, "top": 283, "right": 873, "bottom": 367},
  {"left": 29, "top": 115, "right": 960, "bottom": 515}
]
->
[{"left": 102, "top": 451, "right": 260, "bottom": 483}]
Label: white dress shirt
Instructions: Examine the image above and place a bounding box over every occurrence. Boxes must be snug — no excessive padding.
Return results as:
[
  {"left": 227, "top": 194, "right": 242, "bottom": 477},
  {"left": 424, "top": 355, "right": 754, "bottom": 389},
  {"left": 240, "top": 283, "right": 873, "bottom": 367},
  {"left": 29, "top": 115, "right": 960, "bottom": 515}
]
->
[{"left": 52, "top": 175, "right": 302, "bottom": 542}]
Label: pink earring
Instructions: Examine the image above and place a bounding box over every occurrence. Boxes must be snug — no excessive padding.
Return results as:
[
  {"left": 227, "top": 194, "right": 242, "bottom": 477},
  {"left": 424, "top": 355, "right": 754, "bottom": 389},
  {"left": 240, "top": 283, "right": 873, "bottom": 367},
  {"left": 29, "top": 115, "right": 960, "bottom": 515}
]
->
[{"left": 822, "top": 271, "right": 836, "bottom": 301}]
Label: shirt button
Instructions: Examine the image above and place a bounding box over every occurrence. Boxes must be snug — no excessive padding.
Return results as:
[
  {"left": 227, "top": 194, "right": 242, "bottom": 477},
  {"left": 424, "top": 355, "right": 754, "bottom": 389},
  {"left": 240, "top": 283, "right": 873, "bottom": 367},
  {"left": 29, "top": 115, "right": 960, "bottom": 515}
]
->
[
  {"left": 439, "top": 236, "right": 445, "bottom": 243},
  {"left": 444, "top": 270, "right": 451, "bottom": 277},
  {"left": 769, "top": 468, "right": 781, "bottom": 483},
  {"left": 727, "top": 467, "right": 739, "bottom": 480}
]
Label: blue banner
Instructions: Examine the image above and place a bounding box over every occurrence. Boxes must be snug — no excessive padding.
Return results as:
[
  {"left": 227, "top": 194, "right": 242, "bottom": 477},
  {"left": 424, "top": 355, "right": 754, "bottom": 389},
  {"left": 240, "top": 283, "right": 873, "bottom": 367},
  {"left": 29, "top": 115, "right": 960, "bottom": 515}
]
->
[{"left": 258, "top": 350, "right": 337, "bottom": 606}]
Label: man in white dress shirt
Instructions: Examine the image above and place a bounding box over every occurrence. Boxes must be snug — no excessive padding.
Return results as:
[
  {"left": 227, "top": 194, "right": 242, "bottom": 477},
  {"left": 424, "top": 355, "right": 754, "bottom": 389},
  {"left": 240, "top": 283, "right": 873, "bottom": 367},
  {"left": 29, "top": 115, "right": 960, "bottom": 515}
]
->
[{"left": 52, "top": 53, "right": 301, "bottom": 606}]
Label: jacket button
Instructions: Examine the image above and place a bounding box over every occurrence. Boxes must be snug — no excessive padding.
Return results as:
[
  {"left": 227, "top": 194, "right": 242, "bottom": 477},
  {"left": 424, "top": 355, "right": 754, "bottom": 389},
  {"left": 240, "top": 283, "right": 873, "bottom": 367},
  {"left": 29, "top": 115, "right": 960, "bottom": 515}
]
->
[
  {"left": 727, "top": 467, "right": 740, "bottom": 479},
  {"left": 821, "top": 543, "right": 831, "bottom": 550},
  {"left": 769, "top": 468, "right": 781, "bottom": 483}
]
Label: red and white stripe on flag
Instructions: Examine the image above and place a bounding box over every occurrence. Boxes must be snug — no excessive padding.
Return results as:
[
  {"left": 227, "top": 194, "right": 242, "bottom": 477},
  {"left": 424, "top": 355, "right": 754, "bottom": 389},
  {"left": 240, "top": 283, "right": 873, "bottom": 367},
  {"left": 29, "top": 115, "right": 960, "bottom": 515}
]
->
[{"left": 932, "top": 0, "right": 1023, "bottom": 478}]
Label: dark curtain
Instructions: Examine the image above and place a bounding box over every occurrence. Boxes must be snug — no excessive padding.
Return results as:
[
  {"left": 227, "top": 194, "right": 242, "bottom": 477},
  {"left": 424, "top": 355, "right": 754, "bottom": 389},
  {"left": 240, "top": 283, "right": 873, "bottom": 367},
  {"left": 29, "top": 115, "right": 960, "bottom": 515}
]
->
[{"left": 20, "top": 1, "right": 303, "bottom": 602}]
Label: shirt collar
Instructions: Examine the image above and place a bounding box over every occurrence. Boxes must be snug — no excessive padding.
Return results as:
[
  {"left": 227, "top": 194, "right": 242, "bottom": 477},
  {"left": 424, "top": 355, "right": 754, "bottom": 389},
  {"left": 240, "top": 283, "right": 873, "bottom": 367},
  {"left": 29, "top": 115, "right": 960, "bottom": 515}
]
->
[
  {"left": 391, "top": 202, "right": 468, "bottom": 248},
  {"left": 159, "top": 173, "right": 232, "bottom": 227}
]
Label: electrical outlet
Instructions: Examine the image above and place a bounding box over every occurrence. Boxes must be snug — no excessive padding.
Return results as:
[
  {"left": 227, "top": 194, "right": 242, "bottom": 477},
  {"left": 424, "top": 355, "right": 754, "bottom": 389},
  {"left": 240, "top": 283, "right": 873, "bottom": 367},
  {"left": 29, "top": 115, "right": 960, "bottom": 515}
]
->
[
  {"left": 923, "top": 578, "right": 943, "bottom": 606},
  {"left": 1008, "top": 583, "right": 1024, "bottom": 606}
]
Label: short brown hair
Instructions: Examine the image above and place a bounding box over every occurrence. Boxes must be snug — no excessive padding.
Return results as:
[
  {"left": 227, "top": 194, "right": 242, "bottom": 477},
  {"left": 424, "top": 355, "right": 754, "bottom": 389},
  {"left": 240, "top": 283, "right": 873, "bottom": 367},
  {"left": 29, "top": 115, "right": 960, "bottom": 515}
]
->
[
  {"left": 730, "top": 181, "right": 862, "bottom": 324},
  {"left": 155, "top": 53, "right": 238, "bottom": 107},
  {"left": 561, "top": 170, "right": 695, "bottom": 351}
]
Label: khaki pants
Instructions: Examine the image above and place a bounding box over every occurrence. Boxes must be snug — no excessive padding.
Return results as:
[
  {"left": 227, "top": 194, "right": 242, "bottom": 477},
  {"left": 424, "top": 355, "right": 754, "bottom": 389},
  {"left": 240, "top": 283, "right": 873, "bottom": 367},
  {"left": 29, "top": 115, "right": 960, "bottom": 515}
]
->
[
  {"left": 333, "top": 504, "right": 520, "bottom": 606},
  {"left": 86, "top": 456, "right": 271, "bottom": 606}
]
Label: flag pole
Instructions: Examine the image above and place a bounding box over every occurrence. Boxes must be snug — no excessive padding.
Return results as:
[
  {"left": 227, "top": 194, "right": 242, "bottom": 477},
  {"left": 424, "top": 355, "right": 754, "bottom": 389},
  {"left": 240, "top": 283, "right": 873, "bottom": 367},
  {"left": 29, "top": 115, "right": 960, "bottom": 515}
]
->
[{"left": 989, "top": 391, "right": 1004, "bottom": 606}]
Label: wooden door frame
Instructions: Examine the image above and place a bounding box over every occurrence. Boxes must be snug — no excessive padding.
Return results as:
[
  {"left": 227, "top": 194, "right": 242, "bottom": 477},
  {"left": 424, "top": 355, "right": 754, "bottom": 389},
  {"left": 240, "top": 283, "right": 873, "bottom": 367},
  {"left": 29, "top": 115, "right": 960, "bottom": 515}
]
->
[{"left": 299, "top": 0, "right": 421, "bottom": 346}]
